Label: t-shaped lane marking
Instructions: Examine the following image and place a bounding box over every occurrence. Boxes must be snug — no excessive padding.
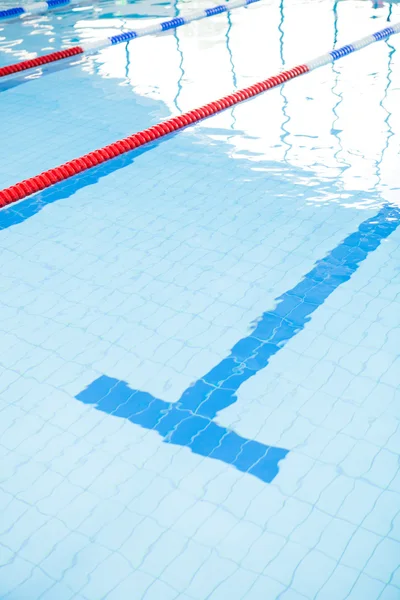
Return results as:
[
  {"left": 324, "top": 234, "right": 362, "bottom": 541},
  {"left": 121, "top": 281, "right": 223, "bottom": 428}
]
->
[{"left": 77, "top": 205, "right": 399, "bottom": 484}]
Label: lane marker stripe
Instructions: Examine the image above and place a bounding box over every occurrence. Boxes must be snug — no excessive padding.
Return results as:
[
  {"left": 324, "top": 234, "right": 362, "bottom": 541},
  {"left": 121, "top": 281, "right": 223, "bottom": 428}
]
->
[
  {"left": 76, "top": 204, "right": 400, "bottom": 484},
  {"left": 0, "top": 23, "right": 399, "bottom": 209},
  {"left": 0, "top": 0, "right": 260, "bottom": 78}
]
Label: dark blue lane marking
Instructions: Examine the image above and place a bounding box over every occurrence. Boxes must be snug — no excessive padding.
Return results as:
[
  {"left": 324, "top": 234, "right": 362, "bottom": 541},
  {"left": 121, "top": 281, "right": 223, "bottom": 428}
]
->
[{"left": 76, "top": 205, "right": 400, "bottom": 484}]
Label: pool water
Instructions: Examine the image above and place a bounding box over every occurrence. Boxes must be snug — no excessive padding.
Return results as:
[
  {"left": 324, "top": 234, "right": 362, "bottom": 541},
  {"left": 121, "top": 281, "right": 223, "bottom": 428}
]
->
[{"left": 1, "top": 0, "right": 400, "bottom": 598}]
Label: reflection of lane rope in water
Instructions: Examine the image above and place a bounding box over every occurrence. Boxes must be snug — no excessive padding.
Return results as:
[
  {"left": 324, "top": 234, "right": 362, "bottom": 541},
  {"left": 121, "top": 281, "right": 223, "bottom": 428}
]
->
[
  {"left": 125, "top": 1, "right": 237, "bottom": 122},
  {"left": 331, "top": 0, "right": 351, "bottom": 185},
  {"left": 172, "top": 0, "right": 184, "bottom": 114},
  {"left": 374, "top": 40, "right": 395, "bottom": 193},
  {"left": 225, "top": 11, "right": 238, "bottom": 91},
  {"left": 332, "top": 1, "right": 395, "bottom": 198},
  {"left": 223, "top": 11, "right": 238, "bottom": 131},
  {"left": 0, "top": 0, "right": 260, "bottom": 79},
  {"left": 169, "top": 4, "right": 239, "bottom": 127},
  {"left": 1, "top": 22, "right": 400, "bottom": 207},
  {"left": 278, "top": 0, "right": 291, "bottom": 164}
]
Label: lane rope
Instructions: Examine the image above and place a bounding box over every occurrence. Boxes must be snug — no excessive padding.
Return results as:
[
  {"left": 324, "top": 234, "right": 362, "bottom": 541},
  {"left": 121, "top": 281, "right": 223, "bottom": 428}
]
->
[
  {"left": 0, "top": 23, "right": 399, "bottom": 209},
  {"left": 0, "top": 0, "right": 260, "bottom": 78},
  {"left": 0, "top": 0, "right": 86, "bottom": 20}
]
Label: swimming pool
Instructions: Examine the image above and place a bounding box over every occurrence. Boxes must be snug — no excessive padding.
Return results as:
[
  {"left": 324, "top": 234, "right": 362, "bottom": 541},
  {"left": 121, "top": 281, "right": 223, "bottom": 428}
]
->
[{"left": 1, "top": 0, "right": 400, "bottom": 598}]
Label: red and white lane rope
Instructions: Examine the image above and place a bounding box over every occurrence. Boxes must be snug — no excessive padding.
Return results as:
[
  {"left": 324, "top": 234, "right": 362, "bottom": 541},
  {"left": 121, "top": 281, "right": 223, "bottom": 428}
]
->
[
  {"left": 0, "top": 0, "right": 259, "bottom": 79},
  {"left": 0, "top": 23, "right": 399, "bottom": 209}
]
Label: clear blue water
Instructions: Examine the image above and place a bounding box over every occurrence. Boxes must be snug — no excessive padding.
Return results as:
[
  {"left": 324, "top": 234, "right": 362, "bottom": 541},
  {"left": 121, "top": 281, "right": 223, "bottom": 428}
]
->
[{"left": 1, "top": 1, "right": 400, "bottom": 598}]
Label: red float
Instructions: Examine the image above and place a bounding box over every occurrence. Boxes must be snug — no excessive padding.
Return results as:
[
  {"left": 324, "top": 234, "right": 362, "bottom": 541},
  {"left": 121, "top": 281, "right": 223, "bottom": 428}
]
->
[
  {"left": 0, "top": 46, "right": 84, "bottom": 78},
  {"left": 0, "top": 65, "right": 309, "bottom": 209}
]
